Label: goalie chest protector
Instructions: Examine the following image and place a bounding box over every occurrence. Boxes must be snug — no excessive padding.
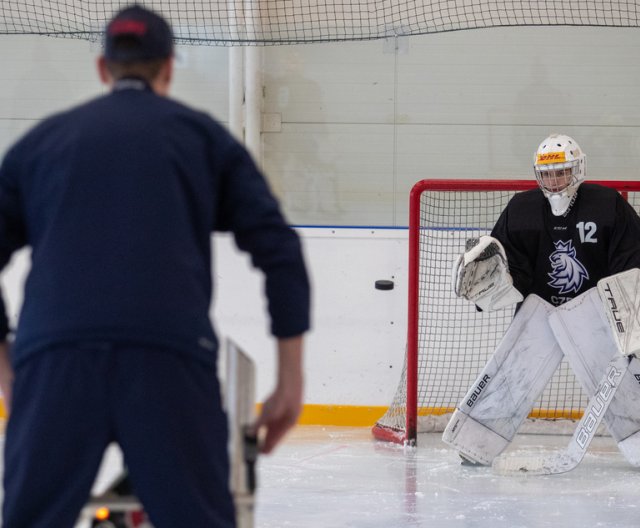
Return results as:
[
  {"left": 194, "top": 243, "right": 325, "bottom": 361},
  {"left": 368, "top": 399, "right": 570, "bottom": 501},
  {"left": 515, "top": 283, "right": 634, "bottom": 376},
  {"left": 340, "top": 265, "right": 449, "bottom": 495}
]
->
[{"left": 491, "top": 184, "right": 640, "bottom": 307}]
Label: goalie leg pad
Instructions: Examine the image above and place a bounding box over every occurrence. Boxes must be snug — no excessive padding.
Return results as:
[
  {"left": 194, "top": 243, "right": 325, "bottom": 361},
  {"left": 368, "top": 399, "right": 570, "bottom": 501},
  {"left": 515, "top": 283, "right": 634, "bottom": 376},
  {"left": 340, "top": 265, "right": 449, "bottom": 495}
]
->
[
  {"left": 597, "top": 268, "right": 640, "bottom": 358},
  {"left": 618, "top": 431, "right": 640, "bottom": 466},
  {"left": 549, "top": 288, "right": 640, "bottom": 465},
  {"left": 442, "top": 294, "right": 563, "bottom": 464},
  {"left": 442, "top": 409, "right": 509, "bottom": 465}
]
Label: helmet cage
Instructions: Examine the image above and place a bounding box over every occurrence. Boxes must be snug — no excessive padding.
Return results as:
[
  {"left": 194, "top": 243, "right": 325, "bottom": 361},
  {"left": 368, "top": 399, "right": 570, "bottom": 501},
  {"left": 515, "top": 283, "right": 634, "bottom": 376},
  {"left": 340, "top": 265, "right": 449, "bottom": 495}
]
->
[{"left": 534, "top": 159, "right": 581, "bottom": 196}]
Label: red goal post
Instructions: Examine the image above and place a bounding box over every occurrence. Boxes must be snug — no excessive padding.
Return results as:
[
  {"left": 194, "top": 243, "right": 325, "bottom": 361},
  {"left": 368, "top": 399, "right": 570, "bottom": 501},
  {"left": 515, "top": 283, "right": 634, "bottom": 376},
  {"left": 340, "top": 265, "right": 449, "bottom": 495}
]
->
[{"left": 372, "top": 178, "right": 640, "bottom": 446}]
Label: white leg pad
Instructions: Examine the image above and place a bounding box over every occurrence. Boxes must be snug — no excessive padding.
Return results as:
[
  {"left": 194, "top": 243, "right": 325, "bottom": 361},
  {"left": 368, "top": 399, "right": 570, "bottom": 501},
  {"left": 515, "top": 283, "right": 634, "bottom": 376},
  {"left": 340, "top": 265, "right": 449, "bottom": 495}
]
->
[
  {"left": 442, "top": 409, "right": 509, "bottom": 465},
  {"left": 549, "top": 288, "right": 640, "bottom": 465},
  {"left": 618, "top": 431, "right": 640, "bottom": 466},
  {"left": 442, "top": 294, "right": 563, "bottom": 464}
]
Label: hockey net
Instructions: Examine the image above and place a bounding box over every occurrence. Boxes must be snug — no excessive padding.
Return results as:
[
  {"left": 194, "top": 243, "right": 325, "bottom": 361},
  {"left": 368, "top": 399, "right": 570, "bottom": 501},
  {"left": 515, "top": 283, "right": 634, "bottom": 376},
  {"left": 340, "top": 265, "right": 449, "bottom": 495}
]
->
[{"left": 373, "top": 179, "right": 640, "bottom": 445}]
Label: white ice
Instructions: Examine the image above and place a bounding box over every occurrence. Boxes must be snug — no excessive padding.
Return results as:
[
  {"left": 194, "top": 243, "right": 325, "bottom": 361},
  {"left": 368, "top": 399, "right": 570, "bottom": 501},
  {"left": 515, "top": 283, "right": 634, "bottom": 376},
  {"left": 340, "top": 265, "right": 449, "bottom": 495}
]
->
[
  {"left": 3, "top": 426, "right": 640, "bottom": 527},
  {"left": 255, "top": 427, "right": 640, "bottom": 528}
]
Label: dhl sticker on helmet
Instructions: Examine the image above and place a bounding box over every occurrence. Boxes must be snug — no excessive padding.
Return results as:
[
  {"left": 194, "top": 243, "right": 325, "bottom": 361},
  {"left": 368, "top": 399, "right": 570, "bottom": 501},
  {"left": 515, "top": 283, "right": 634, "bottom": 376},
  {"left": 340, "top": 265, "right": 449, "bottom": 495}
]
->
[{"left": 536, "top": 152, "right": 566, "bottom": 164}]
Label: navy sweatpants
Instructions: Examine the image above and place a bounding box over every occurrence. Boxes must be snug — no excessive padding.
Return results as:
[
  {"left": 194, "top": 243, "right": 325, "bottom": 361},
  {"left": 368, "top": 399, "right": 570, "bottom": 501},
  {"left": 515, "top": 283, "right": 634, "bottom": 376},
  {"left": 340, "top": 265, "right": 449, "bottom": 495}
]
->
[{"left": 2, "top": 344, "right": 235, "bottom": 528}]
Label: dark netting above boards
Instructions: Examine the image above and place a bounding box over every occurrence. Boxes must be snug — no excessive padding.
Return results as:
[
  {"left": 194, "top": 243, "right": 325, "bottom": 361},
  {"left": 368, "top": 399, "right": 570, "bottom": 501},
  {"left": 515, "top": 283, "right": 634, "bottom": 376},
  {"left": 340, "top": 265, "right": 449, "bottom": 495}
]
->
[{"left": 1, "top": 1, "right": 639, "bottom": 45}]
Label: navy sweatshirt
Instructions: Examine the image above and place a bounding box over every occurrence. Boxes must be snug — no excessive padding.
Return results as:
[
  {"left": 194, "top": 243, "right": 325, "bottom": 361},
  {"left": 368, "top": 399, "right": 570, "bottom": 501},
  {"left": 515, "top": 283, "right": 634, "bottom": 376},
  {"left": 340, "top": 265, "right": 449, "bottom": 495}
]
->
[{"left": 0, "top": 79, "right": 310, "bottom": 366}]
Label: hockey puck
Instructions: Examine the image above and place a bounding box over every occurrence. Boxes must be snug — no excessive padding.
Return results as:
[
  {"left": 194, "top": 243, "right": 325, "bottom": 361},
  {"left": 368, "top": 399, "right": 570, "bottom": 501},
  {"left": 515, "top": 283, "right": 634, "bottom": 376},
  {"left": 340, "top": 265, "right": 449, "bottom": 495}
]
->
[{"left": 375, "top": 279, "right": 394, "bottom": 291}]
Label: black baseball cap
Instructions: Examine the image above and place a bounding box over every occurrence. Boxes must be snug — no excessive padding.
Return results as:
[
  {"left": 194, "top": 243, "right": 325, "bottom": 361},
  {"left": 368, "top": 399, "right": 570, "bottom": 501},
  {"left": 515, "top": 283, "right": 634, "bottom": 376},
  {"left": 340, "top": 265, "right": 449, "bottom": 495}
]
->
[{"left": 104, "top": 5, "right": 174, "bottom": 62}]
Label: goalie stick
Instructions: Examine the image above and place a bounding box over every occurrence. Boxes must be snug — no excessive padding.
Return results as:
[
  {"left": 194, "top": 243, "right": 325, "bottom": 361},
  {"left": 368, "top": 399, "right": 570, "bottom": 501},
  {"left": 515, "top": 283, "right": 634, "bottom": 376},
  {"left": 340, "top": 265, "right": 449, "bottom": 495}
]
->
[{"left": 492, "top": 353, "right": 630, "bottom": 476}]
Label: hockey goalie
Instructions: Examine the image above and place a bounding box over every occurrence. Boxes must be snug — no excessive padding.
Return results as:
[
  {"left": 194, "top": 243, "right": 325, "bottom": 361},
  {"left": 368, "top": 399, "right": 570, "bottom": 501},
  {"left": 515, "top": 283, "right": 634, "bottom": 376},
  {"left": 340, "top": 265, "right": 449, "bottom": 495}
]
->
[{"left": 443, "top": 134, "right": 640, "bottom": 470}]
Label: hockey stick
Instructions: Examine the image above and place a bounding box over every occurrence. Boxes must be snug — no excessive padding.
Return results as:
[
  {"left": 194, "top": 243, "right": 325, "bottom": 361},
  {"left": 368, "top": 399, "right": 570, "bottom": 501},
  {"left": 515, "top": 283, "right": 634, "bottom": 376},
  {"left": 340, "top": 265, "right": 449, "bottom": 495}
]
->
[{"left": 492, "top": 353, "right": 630, "bottom": 476}]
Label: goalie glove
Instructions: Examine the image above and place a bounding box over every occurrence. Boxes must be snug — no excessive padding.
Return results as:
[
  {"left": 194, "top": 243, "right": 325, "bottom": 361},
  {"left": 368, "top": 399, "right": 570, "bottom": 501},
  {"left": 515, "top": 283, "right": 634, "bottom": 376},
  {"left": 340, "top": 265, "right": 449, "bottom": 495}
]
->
[
  {"left": 452, "top": 235, "right": 523, "bottom": 312},
  {"left": 597, "top": 268, "right": 640, "bottom": 357}
]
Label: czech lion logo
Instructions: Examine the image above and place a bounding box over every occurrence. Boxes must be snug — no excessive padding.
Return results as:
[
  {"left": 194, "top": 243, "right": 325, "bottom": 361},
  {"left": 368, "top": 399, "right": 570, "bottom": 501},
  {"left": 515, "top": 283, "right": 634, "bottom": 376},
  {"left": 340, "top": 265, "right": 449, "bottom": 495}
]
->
[{"left": 548, "top": 240, "right": 589, "bottom": 295}]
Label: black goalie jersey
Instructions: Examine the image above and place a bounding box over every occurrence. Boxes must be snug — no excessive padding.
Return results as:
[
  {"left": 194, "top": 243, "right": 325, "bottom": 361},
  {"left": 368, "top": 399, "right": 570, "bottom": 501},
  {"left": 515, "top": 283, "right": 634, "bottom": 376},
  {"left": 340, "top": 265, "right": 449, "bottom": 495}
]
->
[{"left": 491, "top": 183, "right": 640, "bottom": 307}]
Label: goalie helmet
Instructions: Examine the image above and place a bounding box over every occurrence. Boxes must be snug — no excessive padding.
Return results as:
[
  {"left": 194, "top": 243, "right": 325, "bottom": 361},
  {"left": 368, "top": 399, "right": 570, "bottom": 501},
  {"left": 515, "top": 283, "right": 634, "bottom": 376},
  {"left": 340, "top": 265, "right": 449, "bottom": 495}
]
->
[{"left": 533, "top": 134, "right": 586, "bottom": 216}]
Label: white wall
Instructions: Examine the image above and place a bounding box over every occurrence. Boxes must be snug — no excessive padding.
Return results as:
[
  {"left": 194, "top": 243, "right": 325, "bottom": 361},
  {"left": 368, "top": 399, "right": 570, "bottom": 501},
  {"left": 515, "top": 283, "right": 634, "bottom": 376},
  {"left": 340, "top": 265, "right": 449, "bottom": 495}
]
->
[
  {"left": 213, "top": 228, "right": 407, "bottom": 405},
  {"left": 262, "top": 27, "right": 640, "bottom": 226},
  {"left": 1, "top": 25, "right": 640, "bottom": 408},
  {"left": 0, "top": 36, "right": 229, "bottom": 155}
]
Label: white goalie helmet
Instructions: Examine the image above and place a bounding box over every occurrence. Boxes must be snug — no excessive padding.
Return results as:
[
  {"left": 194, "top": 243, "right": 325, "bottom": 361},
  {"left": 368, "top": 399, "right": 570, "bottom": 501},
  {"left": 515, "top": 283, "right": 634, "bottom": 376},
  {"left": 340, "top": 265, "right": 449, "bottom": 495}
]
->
[{"left": 533, "top": 134, "right": 586, "bottom": 216}]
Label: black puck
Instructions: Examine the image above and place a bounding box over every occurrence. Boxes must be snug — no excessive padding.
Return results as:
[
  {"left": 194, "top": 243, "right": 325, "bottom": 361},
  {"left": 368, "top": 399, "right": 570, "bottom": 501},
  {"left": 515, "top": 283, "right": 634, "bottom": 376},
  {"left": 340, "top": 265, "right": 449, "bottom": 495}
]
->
[{"left": 375, "top": 279, "right": 394, "bottom": 291}]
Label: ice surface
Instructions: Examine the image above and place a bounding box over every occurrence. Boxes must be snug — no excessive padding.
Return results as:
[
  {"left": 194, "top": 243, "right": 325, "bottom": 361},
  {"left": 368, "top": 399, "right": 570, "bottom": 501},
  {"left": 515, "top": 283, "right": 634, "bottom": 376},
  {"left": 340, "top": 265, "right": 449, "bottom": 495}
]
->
[
  {"left": 2, "top": 426, "right": 640, "bottom": 527},
  {"left": 255, "top": 426, "right": 640, "bottom": 528}
]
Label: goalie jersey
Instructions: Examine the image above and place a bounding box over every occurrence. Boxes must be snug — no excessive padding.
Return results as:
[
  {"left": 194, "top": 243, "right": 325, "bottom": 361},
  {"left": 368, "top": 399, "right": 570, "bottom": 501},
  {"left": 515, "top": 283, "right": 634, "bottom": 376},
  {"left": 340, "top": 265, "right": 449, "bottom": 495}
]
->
[{"left": 491, "top": 183, "right": 640, "bottom": 307}]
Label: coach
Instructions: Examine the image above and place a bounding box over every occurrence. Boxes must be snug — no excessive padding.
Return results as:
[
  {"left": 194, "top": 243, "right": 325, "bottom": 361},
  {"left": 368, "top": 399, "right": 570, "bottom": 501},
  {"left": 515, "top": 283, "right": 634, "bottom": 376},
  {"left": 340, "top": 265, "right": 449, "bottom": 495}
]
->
[{"left": 0, "top": 4, "right": 310, "bottom": 527}]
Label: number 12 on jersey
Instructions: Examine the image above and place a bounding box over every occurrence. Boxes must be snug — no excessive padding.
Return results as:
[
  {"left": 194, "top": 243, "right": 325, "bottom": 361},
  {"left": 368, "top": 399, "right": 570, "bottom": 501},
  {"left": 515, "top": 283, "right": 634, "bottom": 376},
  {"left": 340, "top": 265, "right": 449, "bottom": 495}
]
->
[{"left": 577, "top": 221, "right": 597, "bottom": 243}]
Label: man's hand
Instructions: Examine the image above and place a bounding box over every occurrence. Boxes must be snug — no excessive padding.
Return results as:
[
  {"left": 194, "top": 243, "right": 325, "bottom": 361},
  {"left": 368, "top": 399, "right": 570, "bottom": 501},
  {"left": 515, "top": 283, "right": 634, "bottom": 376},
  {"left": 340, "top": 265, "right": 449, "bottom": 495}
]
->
[
  {"left": 0, "top": 341, "right": 13, "bottom": 414},
  {"left": 254, "top": 335, "right": 304, "bottom": 454}
]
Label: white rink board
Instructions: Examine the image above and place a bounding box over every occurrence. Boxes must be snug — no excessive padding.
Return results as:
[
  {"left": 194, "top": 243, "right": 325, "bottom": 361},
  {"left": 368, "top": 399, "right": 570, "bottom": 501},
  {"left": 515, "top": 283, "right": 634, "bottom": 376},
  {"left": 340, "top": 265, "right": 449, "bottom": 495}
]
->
[
  {"left": 0, "top": 226, "right": 589, "bottom": 410},
  {"left": 0, "top": 223, "right": 593, "bottom": 413},
  {"left": 0, "top": 229, "right": 410, "bottom": 407},
  {"left": 213, "top": 227, "right": 409, "bottom": 406}
]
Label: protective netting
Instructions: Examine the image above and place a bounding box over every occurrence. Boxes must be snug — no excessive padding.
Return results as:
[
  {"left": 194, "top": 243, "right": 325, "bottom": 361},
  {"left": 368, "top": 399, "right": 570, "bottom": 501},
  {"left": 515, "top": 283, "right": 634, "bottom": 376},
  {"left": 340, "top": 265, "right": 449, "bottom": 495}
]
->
[
  {"left": 1, "top": 1, "right": 639, "bottom": 45},
  {"left": 373, "top": 180, "right": 640, "bottom": 443}
]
